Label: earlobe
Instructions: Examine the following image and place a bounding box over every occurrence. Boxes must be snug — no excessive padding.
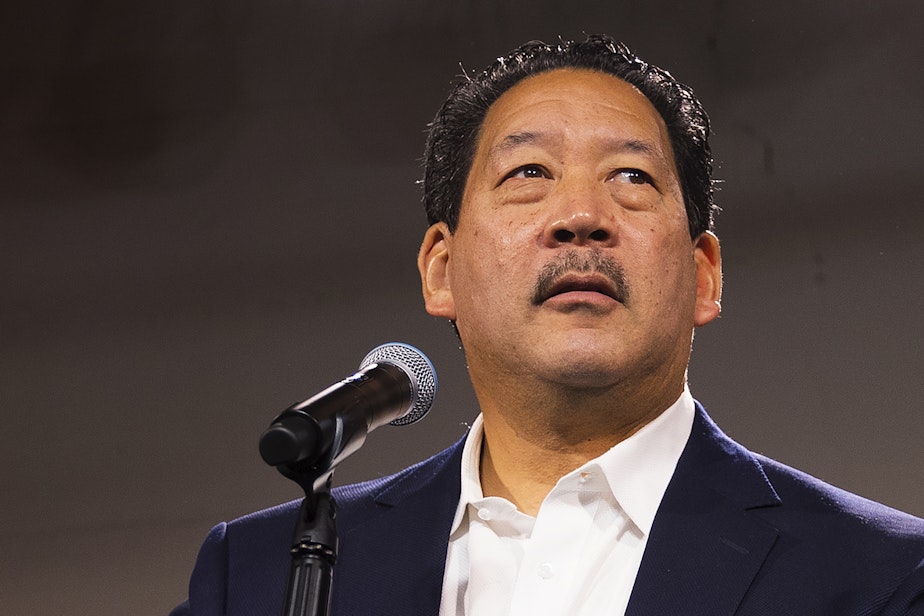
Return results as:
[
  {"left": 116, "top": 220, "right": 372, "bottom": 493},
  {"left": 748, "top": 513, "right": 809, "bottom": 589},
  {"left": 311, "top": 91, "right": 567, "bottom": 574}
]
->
[
  {"left": 692, "top": 231, "right": 722, "bottom": 327},
  {"left": 418, "top": 222, "right": 457, "bottom": 319}
]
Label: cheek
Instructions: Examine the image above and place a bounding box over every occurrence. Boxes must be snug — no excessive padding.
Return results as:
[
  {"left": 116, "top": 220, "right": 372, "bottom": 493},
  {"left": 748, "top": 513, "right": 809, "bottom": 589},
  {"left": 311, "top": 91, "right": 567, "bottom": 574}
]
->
[
  {"left": 467, "top": 218, "right": 533, "bottom": 271},
  {"left": 633, "top": 223, "right": 697, "bottom": 298},
  {"left": 450, "top": 226, "right": 532, "bottom": 316}
]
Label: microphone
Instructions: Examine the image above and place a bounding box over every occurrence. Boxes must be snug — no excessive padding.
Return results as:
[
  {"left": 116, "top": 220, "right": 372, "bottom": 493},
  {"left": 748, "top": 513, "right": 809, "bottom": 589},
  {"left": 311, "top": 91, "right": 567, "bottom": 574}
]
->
[{"left": 259, "top": 343, "right": 437, "bottom": 473}]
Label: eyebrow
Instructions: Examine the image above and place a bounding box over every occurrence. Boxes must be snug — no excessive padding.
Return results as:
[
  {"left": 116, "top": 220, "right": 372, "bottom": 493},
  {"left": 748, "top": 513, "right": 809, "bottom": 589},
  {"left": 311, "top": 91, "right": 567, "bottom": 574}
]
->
[
  {"left": 488, "top": 130, "right": 663, "bottom": 162},
  {"left": 487, "top": 131, "right": 546, "bottom": 159}
]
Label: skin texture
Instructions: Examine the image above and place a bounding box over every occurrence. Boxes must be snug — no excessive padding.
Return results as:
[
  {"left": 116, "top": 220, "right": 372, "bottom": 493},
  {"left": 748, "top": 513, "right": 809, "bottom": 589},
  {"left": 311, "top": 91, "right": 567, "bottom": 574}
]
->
[{"left": 418, "top": 69, "right": 722, "bottom": 514}]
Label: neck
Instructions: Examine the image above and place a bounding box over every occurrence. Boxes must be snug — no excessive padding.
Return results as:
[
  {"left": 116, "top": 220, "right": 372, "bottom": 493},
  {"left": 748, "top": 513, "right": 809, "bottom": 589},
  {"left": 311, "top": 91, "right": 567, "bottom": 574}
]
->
[{"left": 474, "top": 377, "right": 683, "bottom": 516}]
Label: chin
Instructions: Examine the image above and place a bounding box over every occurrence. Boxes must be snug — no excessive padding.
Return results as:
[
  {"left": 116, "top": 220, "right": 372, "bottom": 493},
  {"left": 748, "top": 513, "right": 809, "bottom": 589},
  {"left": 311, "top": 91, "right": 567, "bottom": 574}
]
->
[
  {"left": 532, "top": 334, "right": 635, "bottom": 386},
  {"left": 537, "top": 351, "right": 624, "bottom": 389},
  {"left": 556, "top": 365, "right": 624, "bottom": 389}
]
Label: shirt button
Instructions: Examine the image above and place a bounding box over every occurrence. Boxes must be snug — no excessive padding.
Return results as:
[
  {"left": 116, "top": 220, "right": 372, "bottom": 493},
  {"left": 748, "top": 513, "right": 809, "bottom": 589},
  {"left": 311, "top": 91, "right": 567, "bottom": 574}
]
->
[
  {"left": 536, "top": 562, "right": 555, "bottom": 579},
  {"left": 477, "top": 508, "right": 492, "bottom": 521}
]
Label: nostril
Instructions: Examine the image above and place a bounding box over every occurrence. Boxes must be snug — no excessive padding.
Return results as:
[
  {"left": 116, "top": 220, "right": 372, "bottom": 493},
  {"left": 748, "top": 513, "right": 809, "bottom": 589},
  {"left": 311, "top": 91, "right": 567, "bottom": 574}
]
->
[
  {"left": 588, "top": 229, "right": 609, "bottom": 241},
  {"left": 553, "top": 229, "right": 576, "bottom": 242}
]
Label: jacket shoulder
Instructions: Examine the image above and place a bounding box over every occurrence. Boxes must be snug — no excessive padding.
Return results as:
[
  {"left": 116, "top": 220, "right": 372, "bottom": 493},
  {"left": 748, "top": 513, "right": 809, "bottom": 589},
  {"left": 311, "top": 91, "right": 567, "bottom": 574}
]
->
[
  {"left": 221, "top": 433, "right": 466, "bottom": 535},
  {"left": 754, "top": 452, "right": 924, "bottom": 542},
  {"left": 179, "top": 437, "right": 466, "bottom": 616}
]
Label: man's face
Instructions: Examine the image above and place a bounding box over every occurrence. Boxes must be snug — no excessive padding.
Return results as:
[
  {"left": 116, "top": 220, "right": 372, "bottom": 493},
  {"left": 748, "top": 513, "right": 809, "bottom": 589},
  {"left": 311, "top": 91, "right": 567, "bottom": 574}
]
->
[{"left": 419, "top": 68, "right": 721, "bottom": 398}]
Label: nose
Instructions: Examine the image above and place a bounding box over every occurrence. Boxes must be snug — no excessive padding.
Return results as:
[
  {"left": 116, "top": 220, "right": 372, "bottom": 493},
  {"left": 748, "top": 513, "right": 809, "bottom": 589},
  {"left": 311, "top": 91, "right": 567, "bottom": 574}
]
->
[{"left": 542, "top": 184, "right": 615, "bottom": 247}]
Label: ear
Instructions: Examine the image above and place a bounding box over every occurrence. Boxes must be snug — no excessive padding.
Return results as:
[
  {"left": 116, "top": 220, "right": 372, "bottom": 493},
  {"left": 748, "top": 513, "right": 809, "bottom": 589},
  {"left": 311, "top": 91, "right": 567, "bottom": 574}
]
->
[
  {"left": 418, "top": 222, "right": 457, "bottom": 319},
  {"left": 692, "top": 231, "right": 722, "bottom": 327}
]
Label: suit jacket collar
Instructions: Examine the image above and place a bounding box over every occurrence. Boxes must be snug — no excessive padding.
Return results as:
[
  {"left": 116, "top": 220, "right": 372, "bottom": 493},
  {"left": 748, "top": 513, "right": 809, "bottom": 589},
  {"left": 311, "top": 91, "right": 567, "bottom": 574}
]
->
[
  {"left": 626, "top": 402, "right": 782, "bottom": 616},
  {"left": 332, "top": 403, "right": 783, "bottom": 616}
]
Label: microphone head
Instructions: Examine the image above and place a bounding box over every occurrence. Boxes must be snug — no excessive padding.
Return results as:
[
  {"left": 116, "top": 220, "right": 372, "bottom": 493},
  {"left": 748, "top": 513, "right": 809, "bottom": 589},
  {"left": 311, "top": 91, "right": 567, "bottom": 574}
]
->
[{"left": 360, "top": 342, "right": 437, "bottom": 426}]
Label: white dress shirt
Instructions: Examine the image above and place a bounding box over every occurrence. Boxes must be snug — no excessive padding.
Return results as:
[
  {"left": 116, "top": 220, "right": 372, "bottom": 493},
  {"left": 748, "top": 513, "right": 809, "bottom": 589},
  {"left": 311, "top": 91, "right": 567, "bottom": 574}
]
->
[{"left": 438, "top": 387, "right": 695, "bottom": 616}]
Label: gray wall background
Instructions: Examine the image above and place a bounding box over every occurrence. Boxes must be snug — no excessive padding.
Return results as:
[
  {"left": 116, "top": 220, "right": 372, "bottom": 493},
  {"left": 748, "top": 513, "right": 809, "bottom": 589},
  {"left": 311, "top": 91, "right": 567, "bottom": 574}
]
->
[{"left": 2, "top": 1, "right": 922, "bottom": 613}]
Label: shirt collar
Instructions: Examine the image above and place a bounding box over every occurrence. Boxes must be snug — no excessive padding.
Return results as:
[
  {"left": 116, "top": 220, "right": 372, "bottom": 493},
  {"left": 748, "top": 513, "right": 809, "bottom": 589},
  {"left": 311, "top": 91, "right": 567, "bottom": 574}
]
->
[
  {"left": 448, "top": 386, "right": 695, "bottom": 537},
  {"left": 449, "top": 413, "right": 487, "bottom": 536}
]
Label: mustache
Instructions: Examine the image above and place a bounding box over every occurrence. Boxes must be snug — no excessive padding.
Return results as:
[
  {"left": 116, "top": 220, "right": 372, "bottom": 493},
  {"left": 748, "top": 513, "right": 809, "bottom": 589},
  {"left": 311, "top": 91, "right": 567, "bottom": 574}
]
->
[{"left": 532, "top": 249, "right": 630, "bottom": 305}]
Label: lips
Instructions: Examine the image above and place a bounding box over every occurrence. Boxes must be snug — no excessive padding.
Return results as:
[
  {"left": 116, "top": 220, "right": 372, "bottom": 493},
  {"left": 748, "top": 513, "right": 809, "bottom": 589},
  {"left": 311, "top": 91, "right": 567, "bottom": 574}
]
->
[
  {"left": 540, "top": 273, "right": 625, "bottom": 303},
  {"left": 532, "top": 249, "right": 630, "bottom": 306}
]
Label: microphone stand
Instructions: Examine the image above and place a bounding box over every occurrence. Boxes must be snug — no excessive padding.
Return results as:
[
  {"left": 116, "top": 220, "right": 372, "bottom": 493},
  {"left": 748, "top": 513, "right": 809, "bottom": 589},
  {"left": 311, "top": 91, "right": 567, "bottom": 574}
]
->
[{"left": 276, "top": 464, "right": 338, "bottom": 616}]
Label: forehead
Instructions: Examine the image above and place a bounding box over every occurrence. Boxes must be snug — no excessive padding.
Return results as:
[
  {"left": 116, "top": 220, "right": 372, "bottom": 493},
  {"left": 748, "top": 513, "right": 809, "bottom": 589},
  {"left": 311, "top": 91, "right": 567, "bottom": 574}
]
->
[{"left": 474, "top": 68, "right": 672, "bottom": 160}]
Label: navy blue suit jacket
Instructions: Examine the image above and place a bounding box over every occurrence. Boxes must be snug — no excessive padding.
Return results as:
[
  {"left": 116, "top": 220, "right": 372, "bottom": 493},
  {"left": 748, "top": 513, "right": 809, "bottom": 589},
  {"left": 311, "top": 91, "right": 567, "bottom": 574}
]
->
[{"left": 172, "top": 404, "right": 924, "bottom": 615}]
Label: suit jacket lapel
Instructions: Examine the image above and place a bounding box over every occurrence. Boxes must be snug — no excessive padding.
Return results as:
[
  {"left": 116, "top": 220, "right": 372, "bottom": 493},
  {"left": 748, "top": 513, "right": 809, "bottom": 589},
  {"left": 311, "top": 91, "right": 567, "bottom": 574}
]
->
[
  {"left": 331, "top": 436, "right": 465, "bottom": 616},
  {"left": 626, "top": 405, "right": 782, "bottom": 616}
]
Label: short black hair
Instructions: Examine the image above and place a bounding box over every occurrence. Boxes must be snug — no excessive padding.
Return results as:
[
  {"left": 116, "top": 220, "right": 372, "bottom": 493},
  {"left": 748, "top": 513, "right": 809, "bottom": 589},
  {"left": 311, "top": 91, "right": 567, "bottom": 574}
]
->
[{"left": 422, "top": 34, "right": 716, "bottom": 238}]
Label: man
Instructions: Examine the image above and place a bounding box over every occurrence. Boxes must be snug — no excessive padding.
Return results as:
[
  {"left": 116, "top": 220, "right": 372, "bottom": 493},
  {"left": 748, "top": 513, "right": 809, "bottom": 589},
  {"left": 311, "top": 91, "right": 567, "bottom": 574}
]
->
[{"left": 172, "top": 35, "right": 924, "bottom": 615}]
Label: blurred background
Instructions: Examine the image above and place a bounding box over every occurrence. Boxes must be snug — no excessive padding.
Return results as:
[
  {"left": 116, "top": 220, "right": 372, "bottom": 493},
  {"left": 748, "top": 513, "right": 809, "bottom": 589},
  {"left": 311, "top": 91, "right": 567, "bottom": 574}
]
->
[{"left": 2, "top": 1, "right": 922, "bottom": 613}]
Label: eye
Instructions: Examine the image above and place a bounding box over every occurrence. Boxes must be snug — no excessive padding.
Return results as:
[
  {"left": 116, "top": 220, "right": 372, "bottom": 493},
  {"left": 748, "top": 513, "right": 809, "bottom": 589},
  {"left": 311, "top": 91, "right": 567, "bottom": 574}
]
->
[
  {"left": 610, "top": 168, "right": 654, "bottom": 186},
  {"left": 504, "top": 164, "right": 550, "bottom": 181}
]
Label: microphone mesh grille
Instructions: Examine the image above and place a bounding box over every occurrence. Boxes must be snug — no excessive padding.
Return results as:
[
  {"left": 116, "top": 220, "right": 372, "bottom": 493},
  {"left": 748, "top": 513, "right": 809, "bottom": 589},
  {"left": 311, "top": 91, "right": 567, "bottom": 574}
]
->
[{"left": 359, "top": 343, "right": 437, "bottom": 426}]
